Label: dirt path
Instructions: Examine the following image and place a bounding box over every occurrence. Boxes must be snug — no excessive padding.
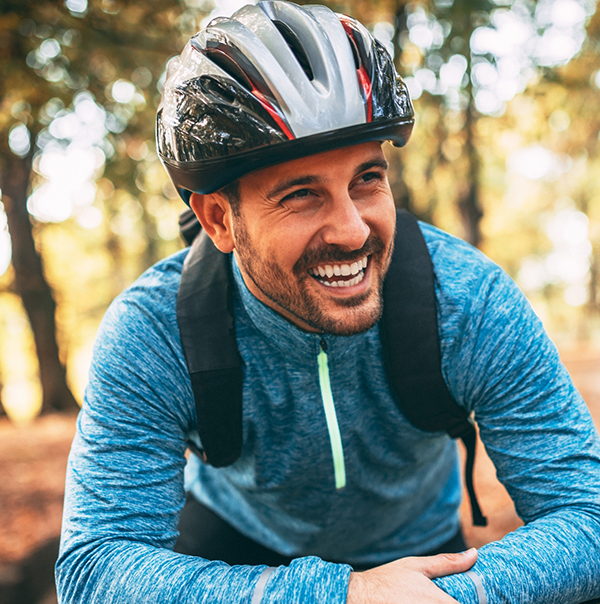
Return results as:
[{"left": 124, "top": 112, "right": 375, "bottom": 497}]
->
[
  {"left": 0, "top": 414, "right": 76, "bottom": 604},
  {"left": 0, "top": 349, "right": 598, "bottom": 603}
]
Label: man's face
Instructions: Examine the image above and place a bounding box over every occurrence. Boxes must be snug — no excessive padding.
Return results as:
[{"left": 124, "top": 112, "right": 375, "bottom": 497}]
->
[{"left": 230, "top": 141, "right": 396, "bottom": 335}]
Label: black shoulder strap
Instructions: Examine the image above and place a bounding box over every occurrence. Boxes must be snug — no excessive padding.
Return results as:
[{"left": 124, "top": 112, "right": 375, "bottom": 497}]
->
[
  {"left": 176, "top": 209, "right": 486, "bottom": 525},
  {"left": 179, "top": 208, "right": 202, "bottom": 247},
  {"left": 177, "top": 229, "right": 243, "bottom": 467},
  {"left": 381, "top": 210, "right": 486, "bottom": 526}
]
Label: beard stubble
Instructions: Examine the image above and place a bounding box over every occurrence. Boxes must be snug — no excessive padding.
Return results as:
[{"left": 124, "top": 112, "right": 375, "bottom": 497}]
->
[{"left": 232, "top": 217, "right": 394, "bottom": 336}]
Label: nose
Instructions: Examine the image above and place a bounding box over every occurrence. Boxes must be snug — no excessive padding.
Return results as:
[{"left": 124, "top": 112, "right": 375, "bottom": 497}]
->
[{"left": 320, "top": 192, "right": 370, "bottom": 251}]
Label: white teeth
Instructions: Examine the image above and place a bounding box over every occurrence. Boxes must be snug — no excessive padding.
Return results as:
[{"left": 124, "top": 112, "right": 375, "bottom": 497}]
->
[
  {"left": 310, "top": 256, "right": 369, "bottom": 281},
  {"left": 318, "top": 270, "right": 365, "bottom": 288}
]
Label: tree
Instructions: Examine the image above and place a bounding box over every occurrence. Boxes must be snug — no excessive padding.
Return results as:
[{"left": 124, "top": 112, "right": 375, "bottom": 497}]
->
[
  {"left": 1, "top": 5, "right": 79, "bottom": 412},
  {"left": 0, "top": 0, "right": 199, "bottom": 414},
  {"left": 373, "top": 0, "right": 596, "bottom": 247}
]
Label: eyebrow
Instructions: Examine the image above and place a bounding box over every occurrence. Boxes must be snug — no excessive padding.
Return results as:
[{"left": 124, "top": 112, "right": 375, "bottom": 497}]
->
[
  {"left": 355, "top": 158, "right": 389, "bottom": 174},
  {"left": 266, "top": 175, "right": 320, "bottom": 200},
  {"left": 266, "top": 157, "right": 390, "bottom": 200}
]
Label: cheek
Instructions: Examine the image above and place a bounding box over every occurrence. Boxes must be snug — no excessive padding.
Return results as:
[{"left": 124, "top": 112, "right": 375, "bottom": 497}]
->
[
  {"left": 260, "top": 236, "right": 308, "bottom": 273},
  {"left": 270, "top": 224, "right": 315, "bottom": 261},
  {"left": 369, "top": 197, "right": 396, "bottom": 240}
]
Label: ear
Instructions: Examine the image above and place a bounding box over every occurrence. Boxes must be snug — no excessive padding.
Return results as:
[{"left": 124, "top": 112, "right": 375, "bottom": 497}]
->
[{"left": 189, "top": 192, "right": 235, "bottom": 253}]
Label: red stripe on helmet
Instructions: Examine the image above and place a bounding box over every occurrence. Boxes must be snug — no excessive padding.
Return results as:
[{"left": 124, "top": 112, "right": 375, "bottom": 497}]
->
[
  {"left": 339, "top": 16, "right": 373, "bottom": 123},
  {"left": 251, "top": 89, "right": 295, "bottom": 140},
  {"left": 357, "top": 65, "right": 373, "bottom": 122}
]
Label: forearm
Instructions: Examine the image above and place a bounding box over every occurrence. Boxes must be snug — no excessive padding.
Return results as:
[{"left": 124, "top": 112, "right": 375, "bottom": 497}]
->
[
  {"left": 56, "top": 540, "right": 259, "bottom": 604},
  {"left": 434, "top": 509, "right": 600, "bottom": 604},
  {"left": 56, "top": 539, "right": 351, "bottom": 604}
]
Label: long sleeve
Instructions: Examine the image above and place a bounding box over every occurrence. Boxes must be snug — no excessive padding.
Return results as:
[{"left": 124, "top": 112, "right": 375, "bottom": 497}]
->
[
  {"left": 425, "top": 229, "right": 600, "bottom": 604},
  {"left": 55, "top": 253, "right": 351, "bottom": 604}
]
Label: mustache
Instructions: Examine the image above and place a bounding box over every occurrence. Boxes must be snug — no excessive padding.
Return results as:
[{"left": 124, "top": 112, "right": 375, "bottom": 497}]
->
[{"left": 294, "top": 236, "right": 386, "bottom": 275}]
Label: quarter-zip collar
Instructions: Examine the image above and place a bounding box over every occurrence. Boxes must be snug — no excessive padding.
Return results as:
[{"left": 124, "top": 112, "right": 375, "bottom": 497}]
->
[{"left": 231, "top": 254, "right": 373, "bottom": 361}]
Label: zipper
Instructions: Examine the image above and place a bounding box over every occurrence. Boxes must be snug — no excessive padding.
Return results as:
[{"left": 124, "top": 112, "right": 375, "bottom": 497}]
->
[{"left": 317, "top": 337, "right": 346, "bottom": 490}]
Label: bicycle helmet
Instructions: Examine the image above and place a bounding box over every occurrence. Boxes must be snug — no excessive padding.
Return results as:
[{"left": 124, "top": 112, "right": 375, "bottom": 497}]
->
[{"left": 157, "top": 1, "right": 415, "bottom": 202}]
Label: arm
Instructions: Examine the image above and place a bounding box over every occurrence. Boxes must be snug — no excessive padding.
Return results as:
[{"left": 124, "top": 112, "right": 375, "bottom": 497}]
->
[
  {"left": 56, "top": 260, "right": 350, "bottom": 604},
  {"left": 432, "top": 261, "right": 600, "bottom": 604}
]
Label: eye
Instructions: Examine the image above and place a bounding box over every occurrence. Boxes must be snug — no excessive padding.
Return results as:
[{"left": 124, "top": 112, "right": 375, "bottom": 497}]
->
[
  {"left": 281, "top": 188, "right": 312, "bottom": 202},
  {"left": 359, "top": 171, "right": 383, "bottom": 183}
]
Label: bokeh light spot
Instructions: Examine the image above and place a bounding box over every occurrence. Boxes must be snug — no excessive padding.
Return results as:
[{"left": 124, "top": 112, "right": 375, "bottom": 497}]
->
[{"left": 111, "top": 79, "right": 136, "bottom": 104}]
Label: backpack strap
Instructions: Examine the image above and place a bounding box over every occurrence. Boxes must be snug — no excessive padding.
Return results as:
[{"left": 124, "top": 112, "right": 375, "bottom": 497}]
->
[
  {"left": 179, "top": 207, "right": 202, "bottom": 247},
  {"left": 381, "top": 210, "right": 486, "bottom": 526},
  {"left": 177, "top": 229, "right": 243, "bottom": 466}
]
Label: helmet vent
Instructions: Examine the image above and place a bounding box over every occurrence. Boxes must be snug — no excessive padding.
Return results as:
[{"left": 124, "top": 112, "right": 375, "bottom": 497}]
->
[
  {"left": 205, "top": 47, "right": 253, "bottom": 92},
  {"left": 199, "top": 76, "right": 237, "bottom": 105},
  {"left": 272, "top": 20, "right": 314, "bottom": 81}
]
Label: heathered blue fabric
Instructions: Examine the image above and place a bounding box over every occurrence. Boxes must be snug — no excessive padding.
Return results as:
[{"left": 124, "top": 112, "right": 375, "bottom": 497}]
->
[{"left": 56, "top": 222, "right": 600, "bottom": 604}]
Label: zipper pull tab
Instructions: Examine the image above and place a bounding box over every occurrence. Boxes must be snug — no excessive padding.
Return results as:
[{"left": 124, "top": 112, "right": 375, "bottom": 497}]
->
[{"left": 320, "top": 336, "right": 328, "bottom": 352}]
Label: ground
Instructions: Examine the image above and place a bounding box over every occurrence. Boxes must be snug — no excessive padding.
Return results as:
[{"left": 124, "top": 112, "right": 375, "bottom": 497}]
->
[{"left": 0, "top": 349, "right": 598, "bottom": 604}]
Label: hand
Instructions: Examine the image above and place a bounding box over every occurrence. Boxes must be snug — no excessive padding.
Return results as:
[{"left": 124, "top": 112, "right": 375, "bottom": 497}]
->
[{"left": 346, "top": 547, "right": 478, "bottom": 603}]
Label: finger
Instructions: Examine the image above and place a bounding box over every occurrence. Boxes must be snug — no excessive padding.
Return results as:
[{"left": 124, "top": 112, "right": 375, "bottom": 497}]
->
[{"left": 407, "top": 548, "right": 478, "bottom": 579}]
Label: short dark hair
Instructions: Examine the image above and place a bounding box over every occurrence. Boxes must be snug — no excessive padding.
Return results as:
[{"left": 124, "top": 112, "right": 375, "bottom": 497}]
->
[{"left": 219, "top": 180, "right": 241, "bottom": 217}]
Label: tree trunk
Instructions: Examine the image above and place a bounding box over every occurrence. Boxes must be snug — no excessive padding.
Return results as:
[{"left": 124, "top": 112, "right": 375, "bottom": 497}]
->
[
  {"left": 388, "top": 148, "right": 413, "bottom": 214},
  {"left": 0, "top": 144, "right": 79, "bottom": 414},
  {"left": 457, "top": 7, "right": 484, "bottom": 249},
  {"left": 389, "top": 0, "right": 414, "bottom": 216},
  {"left": 0, "top": 375, "right": 6, "bottom": 416},
  {"left": 459, "top": 99, "right": 484, "bottom": 248}
]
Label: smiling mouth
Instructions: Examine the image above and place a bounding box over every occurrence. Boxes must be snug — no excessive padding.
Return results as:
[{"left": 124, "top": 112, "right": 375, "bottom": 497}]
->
[{"left": 307, "top": 256, "right": 369, "bottom": 288}]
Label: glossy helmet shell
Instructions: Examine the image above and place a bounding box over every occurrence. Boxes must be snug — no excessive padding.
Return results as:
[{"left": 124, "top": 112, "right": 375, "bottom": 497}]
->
[{"left": 157, "top": 1, "right": 415, "bottom": 201}]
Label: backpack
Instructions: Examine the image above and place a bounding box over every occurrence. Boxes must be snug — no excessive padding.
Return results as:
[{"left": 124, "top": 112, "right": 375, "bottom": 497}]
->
[{"left": 177, "top": 208, "right": 487, "bottom": 526}]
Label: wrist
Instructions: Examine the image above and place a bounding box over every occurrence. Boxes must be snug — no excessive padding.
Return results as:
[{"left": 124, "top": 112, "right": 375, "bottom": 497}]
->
[{"left": 346, "top": 571, "right": 367, "bottom": 604}]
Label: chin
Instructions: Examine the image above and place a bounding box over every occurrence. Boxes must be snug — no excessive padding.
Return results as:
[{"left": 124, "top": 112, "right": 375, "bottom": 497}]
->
[{"left": 310, "top": 298, "right": 383, "bottom": 336}]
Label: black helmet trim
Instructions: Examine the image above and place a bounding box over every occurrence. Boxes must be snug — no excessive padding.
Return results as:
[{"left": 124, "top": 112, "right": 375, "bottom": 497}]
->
[{"left": 161, "top": 116, "right": 414, "bottom": 200}]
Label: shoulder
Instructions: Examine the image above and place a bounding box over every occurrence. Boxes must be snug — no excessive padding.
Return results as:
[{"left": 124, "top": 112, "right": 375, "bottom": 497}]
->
[
  {"left": 117, "top": 247, "right": 189, "bottom": 310},
  {"left": 87, "top": 248, "right": 194, "bottom": 427},
  {"left": 416, "top": 221, "right": 519, "bottom": 331},
  {"left": 416, "top": 222, "right": 560, "bottom": 414},
  {"left": 103, "top": 248, "right": 189, "bottom": 333},
  {"left": 418, "top": 221, "right": 502, "bottom": 291},
  {"left": 96, "top": 246, "right": 189, "bottom": 361}
]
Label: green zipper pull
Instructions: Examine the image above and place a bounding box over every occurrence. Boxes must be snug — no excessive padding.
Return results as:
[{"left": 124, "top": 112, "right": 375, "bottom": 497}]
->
[{"left": 318, "top": 338, "right": 346, "bottom": 490}]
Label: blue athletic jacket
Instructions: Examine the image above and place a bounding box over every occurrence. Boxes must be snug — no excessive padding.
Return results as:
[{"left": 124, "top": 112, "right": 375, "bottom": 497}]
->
[{"left": 56, "top": 222, "right": 600, "bottom": 604}]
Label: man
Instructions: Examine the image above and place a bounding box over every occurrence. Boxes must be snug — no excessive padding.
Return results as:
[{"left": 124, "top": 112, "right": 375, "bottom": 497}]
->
[{"left": 56, "top": 3, "right": 600, "bottom": 604}]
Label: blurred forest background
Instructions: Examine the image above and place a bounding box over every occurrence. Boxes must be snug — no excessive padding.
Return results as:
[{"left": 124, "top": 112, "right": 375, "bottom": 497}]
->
[
  {"left": 1, "top": 0, "right": 599, "bottom": 420},
  {"left": 0, "top": 0, "right": 599, "bottom": 601}
]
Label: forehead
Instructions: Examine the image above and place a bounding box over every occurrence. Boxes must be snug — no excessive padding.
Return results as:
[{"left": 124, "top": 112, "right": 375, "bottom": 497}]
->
[{"left": 238, "top": 141, "right": 387, "bottom": 194}]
